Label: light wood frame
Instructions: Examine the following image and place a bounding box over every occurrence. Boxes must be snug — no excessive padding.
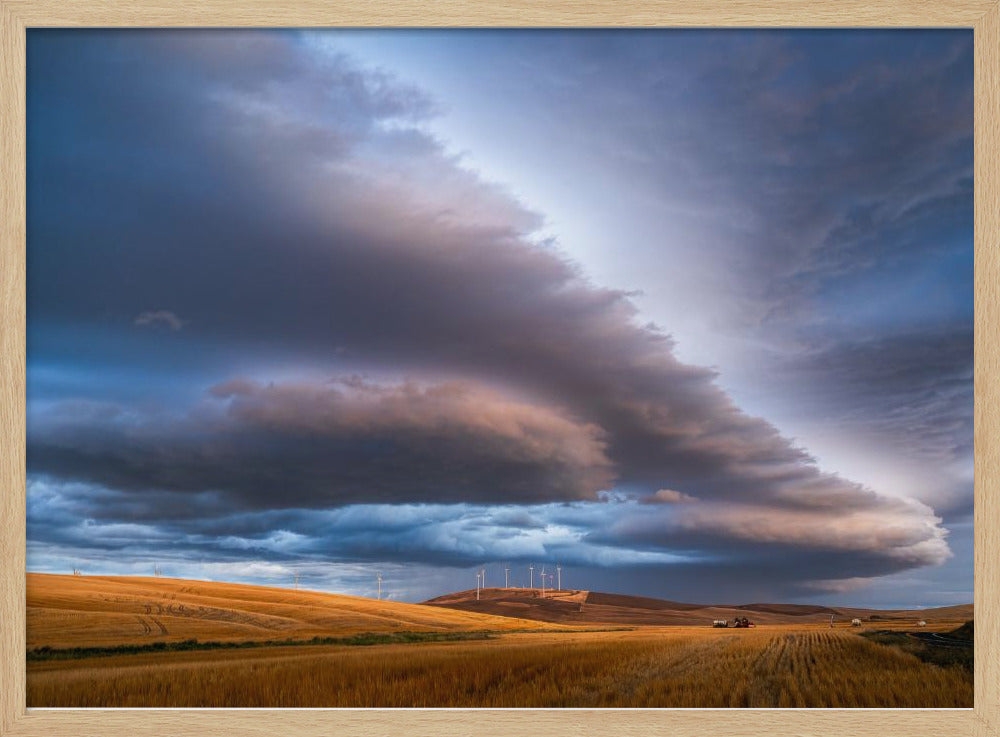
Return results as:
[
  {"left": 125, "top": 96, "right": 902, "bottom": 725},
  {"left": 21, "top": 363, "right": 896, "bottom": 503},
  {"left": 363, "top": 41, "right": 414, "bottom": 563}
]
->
[{"left": 0, "top": 1, "right": 996, "bottom": 735}]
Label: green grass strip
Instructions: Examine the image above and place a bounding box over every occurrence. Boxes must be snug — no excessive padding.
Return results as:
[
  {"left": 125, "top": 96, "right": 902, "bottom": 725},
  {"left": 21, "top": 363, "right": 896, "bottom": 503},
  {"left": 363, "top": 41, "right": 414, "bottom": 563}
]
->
[
  {"left": 27, "top": 625, "right": 636, "bottom": 662},
  {"left": 27, "top": 630, "right": 496, "bottom": 662}
]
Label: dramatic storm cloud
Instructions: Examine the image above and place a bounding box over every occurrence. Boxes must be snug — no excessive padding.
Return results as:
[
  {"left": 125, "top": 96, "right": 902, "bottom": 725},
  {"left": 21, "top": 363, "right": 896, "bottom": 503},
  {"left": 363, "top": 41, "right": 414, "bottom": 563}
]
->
[
  {"left": 26, "top": 30, "right": 972, "bottom": 606},
  {"left": 30, "top": 378, "right": 614, "bottom": 506}
]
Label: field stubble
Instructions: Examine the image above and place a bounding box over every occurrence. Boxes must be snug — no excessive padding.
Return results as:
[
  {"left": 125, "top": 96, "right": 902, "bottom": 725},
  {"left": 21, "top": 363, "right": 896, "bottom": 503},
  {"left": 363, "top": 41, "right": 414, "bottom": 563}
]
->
[{"left": 27, "top": 626, "right": 972, "bottom": 708}]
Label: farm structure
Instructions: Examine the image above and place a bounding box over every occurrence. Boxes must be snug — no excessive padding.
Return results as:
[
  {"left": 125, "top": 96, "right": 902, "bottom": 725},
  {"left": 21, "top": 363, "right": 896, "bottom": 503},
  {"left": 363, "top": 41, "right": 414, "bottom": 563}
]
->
[{"left": 711, "top": 617, "right": 755, "bottom": 628}]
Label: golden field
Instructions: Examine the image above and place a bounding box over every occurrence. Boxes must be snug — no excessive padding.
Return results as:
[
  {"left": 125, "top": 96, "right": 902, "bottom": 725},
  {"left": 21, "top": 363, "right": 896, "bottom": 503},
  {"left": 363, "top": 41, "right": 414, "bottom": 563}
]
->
[
  {"left": 27, "top": 573, "right": 559, "bottom": 650},
  {"left": 26, "top": 574, "right": 973, "bottom": 708},
  {"left": 28, "top": 627, "right": 972, "bottom": 708}
]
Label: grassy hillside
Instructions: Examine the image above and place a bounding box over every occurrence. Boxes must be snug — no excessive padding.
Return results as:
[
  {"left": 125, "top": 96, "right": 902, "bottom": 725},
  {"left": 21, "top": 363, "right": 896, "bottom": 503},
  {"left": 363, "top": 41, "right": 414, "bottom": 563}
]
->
[
  {"left": 25, "top": 574, "right": 973, "bottom": 708},
  {"left": 27, "top": 573, "right": 561, "bottom": 649},
  {"left": 425, "top": 587, "right": 973, "bottom": 627},
  {"left": 950, "top": 620, "right": 974, "bottom": 641}
]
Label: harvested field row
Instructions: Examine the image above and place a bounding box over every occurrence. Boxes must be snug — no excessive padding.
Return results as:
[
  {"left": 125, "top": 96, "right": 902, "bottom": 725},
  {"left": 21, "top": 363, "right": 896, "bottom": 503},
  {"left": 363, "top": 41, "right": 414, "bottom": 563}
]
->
[{"left": 28, "top": 627, "right": 972, "bottom": 708}]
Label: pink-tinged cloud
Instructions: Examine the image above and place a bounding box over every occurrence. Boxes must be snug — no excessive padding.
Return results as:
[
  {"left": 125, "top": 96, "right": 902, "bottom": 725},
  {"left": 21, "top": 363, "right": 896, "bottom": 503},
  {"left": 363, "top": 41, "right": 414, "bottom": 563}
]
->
[{"left": 30, "top": 377, "right": 615, "bottom": 507}]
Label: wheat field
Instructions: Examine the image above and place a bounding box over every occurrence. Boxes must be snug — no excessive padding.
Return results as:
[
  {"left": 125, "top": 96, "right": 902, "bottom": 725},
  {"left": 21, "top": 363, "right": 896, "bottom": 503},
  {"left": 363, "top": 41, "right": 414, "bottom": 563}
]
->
[
  {"left": 27, "top": 627, "right": 972, "bottom": 708},
  {"left": 26, "top": 574, "right": 972, "bottom": 708},
  {"left": 26, "top": 573, "right": 559, "bottom": 649}
]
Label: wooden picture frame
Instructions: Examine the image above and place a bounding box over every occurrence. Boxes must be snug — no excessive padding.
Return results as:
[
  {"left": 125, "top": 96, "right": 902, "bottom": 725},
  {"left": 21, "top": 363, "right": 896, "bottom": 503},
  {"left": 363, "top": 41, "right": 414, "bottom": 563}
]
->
[{"left": 0, "top": 1, "right": 996, "bottom": 735}]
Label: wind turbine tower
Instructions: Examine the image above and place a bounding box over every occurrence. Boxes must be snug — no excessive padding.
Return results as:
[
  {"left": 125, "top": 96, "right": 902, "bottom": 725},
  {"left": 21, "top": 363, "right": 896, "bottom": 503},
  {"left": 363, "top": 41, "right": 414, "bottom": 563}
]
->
[
  {"left": 557, "top": 564, "right": 562, "bottom": 591},
  {"left": 294, "top": 572, "right": 299, "bottom": 590},
  {"left": 540, "top": 566, "right": 546, "bottom": 597},
  {"left": 505, "top": 565, "right": 510, "bottom": 589},
  {"left": 377, "top": 571, "right": 383, "bottom": 601},
  {"left": 529, "top": 564, "right": 534, "bottom": 589},
  {"left": 476, "top": 570, "right": 482, "bottom": 600}
]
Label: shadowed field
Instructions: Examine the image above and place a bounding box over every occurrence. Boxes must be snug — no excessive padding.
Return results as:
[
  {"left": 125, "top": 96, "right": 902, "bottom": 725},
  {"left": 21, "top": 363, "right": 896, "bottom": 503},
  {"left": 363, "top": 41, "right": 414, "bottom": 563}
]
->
[
  {"left": 426, "top": 587, "right": 974, "bottom": 627},
  {"left": 26, "top": 574, "right": 973, "bottom": 708}
]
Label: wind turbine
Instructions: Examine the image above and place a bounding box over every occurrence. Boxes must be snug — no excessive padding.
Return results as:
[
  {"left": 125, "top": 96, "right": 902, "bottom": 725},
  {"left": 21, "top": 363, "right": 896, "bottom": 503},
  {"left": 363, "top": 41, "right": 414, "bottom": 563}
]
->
[
  {"left": 377, "top": 571, "right": 383, "bottom": 601},
  {"left": 540, "top": 566, "right": 547, "bottom": 597},
  {"left": 557, "top": 564, "right": 562, "bottom": 591},
  {"left": 476, "top": 570, "right": 482, "bottom": 601},
  {"left": 529, "top": 564, "right": 534, "bottom": 590},
  {"left": 480, "top": 566, "right": 486, "bottom": 590},
  {"left": 504, "top": 565, "right": 510, "bottom": 589}
]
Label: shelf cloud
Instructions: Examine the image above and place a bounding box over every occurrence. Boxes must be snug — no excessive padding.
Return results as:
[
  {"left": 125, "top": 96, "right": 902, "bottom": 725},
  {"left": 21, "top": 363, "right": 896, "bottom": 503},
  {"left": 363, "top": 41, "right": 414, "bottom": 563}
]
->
[{"left": 25, "top": 29, "right": 972, "bottom": 605}]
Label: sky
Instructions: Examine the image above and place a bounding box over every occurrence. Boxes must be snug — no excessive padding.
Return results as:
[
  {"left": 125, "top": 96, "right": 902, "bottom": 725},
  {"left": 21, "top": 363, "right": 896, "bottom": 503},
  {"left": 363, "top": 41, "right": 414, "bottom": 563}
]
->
[{"left": 25, "top": 29, "right": 973, "bottom": 608}]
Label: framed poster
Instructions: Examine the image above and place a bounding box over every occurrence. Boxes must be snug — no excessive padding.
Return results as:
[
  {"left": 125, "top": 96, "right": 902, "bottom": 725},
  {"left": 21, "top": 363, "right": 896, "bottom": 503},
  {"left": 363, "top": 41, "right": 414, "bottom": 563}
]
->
[{"left": 0, "top": 1, "right": 997, "bottom": 735}]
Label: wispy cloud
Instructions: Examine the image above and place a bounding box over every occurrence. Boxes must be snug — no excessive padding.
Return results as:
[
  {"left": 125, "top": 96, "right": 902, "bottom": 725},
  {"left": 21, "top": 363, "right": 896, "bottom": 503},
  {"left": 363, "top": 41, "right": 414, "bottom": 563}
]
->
[{"left": 134, "top": 310, "right": 184, "bottom": 331}]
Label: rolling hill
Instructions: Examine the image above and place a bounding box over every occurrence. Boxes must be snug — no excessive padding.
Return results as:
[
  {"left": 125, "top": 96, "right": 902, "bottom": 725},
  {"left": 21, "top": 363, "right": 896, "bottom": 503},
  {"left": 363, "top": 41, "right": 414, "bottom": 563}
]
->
[
  {"left": 424, "top": 587, "right": 973, "bottom": 626},
  {"left": 26, "top": 573, "right": 562, "bottom": 649},
  {"left": 24, "top": 574, "right": 973, "bottom": 709},
  {"left": 27, "top": 573, "right": 972, "bottom": 652}
]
